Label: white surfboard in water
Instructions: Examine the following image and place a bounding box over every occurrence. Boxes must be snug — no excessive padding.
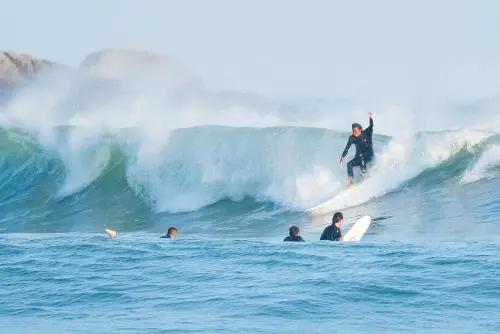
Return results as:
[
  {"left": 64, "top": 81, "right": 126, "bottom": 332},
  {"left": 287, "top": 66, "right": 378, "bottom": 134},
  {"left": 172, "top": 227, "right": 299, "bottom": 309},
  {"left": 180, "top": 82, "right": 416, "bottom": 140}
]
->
[
  {"left": 343, "top": 216, "right": 372, "bottom": 242},
  {"left": 105, "top": 228, "right": 117, "bottom": 239}
]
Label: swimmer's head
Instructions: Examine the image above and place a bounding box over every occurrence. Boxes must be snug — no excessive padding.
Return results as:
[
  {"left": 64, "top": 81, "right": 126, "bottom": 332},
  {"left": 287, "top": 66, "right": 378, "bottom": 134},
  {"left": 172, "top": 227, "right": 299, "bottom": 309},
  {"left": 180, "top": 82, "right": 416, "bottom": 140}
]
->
[
  {"left": 289, "top": 226, "right": 300, "bottom": 237},
  {"left": 167, "top": 227, "right": 177, "bottom": 238},
  {"left": 332, "top": 212, "right": 344, "bottom": 228}
]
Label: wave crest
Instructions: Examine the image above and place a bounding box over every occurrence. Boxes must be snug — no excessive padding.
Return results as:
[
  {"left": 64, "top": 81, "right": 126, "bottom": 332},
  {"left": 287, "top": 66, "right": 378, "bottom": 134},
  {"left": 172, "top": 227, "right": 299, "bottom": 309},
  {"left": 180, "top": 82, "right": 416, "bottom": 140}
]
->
[
  {"left": 0, "top": 126, "right": 494, "bottom": 217},
  {"left": 461, "top": 143, "right": 500, "bottom": 184}
]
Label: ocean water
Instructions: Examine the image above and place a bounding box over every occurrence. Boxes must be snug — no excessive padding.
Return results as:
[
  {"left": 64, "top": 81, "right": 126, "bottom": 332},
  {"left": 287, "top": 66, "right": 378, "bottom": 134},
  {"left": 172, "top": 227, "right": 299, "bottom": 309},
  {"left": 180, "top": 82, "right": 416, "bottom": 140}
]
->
[
  {"left": 0, "top": 125, "right": 498, "bottom": 333},
  {"left": 1, "top": 51, "right": 500, "bottom": 333},
  {"left": 0, "top": 235, "right": 499, "bottom": 334}
]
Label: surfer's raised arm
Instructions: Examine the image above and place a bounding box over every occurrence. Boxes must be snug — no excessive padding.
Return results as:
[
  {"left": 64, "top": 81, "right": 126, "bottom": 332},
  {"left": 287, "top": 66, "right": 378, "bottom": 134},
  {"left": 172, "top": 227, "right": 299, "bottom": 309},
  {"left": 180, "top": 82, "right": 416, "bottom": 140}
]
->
[{"left": 365, "top": 112, "right": 374, "bottom": 135}]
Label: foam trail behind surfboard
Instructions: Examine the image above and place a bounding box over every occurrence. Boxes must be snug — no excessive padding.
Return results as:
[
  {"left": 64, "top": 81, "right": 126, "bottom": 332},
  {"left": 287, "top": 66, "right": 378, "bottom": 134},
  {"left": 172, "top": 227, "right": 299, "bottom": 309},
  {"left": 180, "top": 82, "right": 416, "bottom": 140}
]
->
[{"left": 307, "top": 185, "right": 360, "bottom": 215}]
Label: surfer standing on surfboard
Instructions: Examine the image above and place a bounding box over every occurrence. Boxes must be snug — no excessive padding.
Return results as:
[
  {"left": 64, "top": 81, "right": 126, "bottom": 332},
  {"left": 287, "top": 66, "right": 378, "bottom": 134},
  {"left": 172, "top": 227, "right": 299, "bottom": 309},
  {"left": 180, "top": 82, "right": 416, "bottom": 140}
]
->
[{"left": 339, "top": 112, "right": 374, "bottom": 185}]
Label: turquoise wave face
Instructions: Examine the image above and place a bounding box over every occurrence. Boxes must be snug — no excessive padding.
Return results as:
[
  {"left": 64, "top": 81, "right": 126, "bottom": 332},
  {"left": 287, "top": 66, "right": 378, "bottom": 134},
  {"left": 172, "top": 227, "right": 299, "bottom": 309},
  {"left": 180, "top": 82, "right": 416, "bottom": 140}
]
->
[{"left": 0, "top": 126, "right": 498, "bottom": 240}]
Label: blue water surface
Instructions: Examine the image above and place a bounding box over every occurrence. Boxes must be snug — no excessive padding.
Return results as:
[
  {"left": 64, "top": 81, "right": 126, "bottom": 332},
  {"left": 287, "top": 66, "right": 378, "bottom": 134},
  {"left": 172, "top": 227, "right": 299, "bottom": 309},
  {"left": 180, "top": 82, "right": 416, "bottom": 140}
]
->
[
  {"left": 0, "top": 235, "right": 498, "bottom": 334},
  {"left": 0, "top": 127, "right": 499, "bottom": 333}
]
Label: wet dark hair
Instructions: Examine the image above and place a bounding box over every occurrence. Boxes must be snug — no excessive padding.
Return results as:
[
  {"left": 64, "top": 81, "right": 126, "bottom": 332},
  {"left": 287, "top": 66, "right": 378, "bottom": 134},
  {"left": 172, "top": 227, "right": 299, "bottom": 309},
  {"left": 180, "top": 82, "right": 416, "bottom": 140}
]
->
[
  {"left": 289, "top": 226, "right": 300, "bottom": 236},
  {"left": 352, "top": 123, "right": 362, "bottom": 130},
  {"left": 167, "top": 227, "right": 177, "bottom": 236},
  {"left": 332, "top": 212, "right": 343, "bottom": 224}
]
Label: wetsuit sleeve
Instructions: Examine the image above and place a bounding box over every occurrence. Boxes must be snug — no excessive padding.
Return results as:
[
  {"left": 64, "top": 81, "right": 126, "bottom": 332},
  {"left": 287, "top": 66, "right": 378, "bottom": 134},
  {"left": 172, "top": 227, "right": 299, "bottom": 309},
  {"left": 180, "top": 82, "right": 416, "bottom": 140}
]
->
[
  {"left": 341, "top": 136, "right": 354, "bottom": 158},
  {"left": 365, "top": 117, "right": 374, "bottom": 136},
  {"left": 320, "top": 228, "right": 328, "bottom": 240}
]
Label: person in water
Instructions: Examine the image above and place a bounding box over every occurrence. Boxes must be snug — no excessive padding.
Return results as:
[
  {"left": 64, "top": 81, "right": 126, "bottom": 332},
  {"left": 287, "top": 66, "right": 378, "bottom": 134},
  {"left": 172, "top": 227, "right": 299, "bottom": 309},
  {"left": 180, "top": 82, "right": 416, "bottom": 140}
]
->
[
  {"left": 339, "top": 112, "right": 374, "bottom": 184},
  {"left": 160, "top": 227, "right": 178, "bottom": 239},
  {"left": 283, "top": 226, "right": 305, "bottom": 242},
  {"left": 320, "top": 212, "right": 344, "bottom": 241}
]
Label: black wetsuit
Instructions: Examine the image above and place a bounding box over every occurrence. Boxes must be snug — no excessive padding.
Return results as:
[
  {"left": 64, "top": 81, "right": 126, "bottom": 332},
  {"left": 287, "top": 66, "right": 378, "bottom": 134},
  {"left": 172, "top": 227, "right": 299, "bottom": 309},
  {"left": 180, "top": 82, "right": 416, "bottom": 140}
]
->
[
  {"left": 160, "top": 234, "right": 172, "bottom": 239},
  {"left": 283, "top": 235, "right": 305, "bottom": 242},
  {"left": 341, "top": 118, "right": 374, "bottom": 178},
  {"left": 320, "top": 225, "right": 342, "bottom": 241}
]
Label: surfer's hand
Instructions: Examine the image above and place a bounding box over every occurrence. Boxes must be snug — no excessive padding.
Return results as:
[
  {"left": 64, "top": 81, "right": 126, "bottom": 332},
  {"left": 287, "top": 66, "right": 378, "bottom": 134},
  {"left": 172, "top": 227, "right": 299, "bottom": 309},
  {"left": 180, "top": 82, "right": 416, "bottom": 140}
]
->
[
  {"left": 368, "top": 112, "right": 373, "bottom": 119},
  {"left": 339, "top": 157, "right": 344, "bottom": 165}
]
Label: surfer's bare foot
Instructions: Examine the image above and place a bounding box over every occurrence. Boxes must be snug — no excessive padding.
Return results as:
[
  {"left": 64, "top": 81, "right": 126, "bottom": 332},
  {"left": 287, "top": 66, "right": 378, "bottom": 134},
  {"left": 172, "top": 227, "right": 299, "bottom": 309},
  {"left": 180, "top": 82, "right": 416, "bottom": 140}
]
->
[
  {"left": 105, "top": 228, "right": 117, "bottom": 239},
  {"left": 346, "top": 177, "right": 354, "bottom": 186}
]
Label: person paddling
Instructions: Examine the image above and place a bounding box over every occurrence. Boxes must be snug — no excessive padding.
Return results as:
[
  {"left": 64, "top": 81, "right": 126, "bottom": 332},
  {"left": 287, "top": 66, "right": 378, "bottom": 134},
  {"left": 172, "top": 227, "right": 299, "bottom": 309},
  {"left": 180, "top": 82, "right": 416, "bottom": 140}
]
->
[
  {"left": 160, "top": 227, "right": 178, "bottom": 239},
  {"left": 283, "top": 226, "right": 305, "bottom": 242}
]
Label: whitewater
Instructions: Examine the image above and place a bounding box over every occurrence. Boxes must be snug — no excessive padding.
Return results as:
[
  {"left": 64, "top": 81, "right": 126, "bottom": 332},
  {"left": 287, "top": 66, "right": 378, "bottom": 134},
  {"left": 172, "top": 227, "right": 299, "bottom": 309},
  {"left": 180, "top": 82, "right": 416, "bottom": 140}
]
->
[
  {"left": 0, "top": 49, "right": 499, "bottom": 333},
  {"left": 0, "top": 125, "right": 498, "bottom": 233}
]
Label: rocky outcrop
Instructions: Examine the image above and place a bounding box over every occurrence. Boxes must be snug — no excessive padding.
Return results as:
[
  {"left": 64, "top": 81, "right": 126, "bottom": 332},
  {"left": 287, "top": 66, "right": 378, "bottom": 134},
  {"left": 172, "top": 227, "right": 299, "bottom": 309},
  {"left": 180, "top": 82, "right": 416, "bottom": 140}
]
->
[
  {"left": 0, "top": 52, "right": 59, "bottom": 88},
  {"left": 0, "top": 49, "right": 202, "bottom": 104},
  {"left": 79, "top": 49, "right": 202, "bottom": 93}
]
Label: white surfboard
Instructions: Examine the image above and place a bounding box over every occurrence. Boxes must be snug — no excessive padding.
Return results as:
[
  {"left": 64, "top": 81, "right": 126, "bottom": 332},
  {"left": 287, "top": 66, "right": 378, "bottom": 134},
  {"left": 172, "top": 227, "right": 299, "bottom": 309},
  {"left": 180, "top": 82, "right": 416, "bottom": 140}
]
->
[
  {"left": 105, "top": 228, "right": 117, "bottom": 239},
  {"left": 343, "top": 216, "right": 371, "bottom": 242}
]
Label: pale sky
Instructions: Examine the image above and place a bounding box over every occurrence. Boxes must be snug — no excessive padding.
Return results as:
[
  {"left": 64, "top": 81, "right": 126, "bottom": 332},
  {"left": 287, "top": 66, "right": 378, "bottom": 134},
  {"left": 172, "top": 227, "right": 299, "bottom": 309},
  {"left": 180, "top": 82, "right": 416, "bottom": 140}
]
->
[{"left": 2, "top": 0, "right": 500, "bottom": 100}]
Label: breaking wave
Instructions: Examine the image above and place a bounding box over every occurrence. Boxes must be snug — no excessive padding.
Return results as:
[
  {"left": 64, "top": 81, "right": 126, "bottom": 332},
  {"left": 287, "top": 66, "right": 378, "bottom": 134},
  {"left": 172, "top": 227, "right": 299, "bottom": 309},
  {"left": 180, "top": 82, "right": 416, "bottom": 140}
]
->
[
  {"left": 0, "top": 125, "right": 496, "bottom": 232},
  {"left": 0, "top": 49, "right": 498, "bottom": 232}
]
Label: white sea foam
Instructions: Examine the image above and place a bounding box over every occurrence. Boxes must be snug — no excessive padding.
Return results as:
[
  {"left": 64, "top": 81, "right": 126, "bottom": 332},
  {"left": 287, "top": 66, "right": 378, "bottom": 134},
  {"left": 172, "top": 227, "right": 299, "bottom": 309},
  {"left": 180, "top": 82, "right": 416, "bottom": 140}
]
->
[
  {"left": 461, "top": 144, "right": 500, "bottom": 184},
  {"left": 0, "top": 49, "right": 496, "bottom": 212},
  {"left": 309, "top": 129, "right": 489, "bottom": 214}
]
